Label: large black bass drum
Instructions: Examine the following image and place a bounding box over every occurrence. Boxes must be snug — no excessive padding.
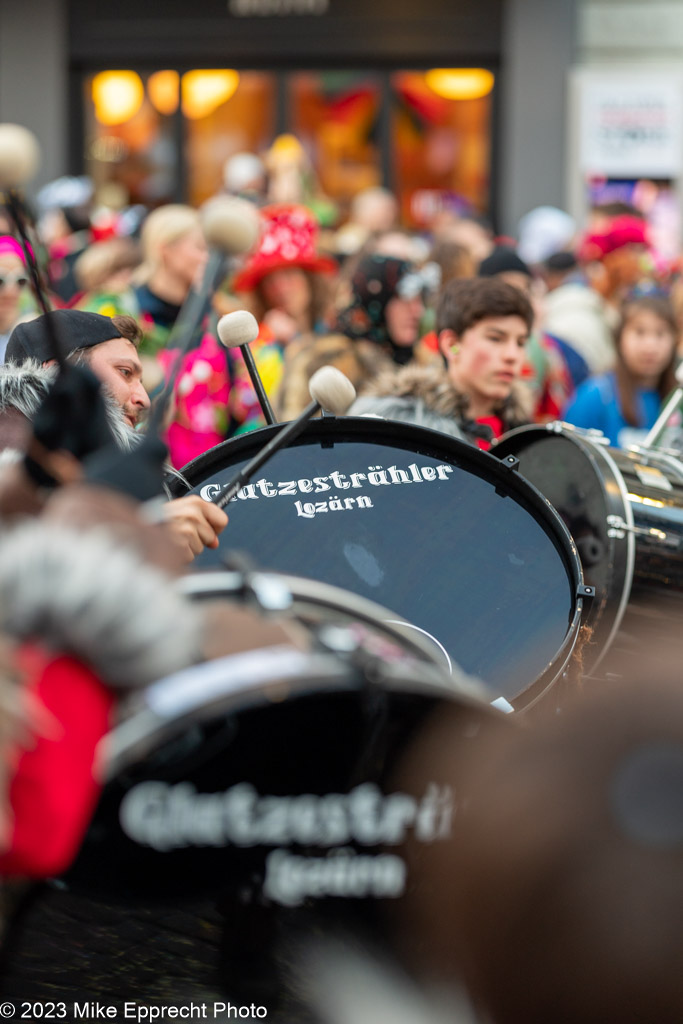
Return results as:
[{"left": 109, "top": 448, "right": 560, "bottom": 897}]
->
[
  {"left": 2, "top": 573, "right": 505, "bottom": 1013},
  {"left": 171, "top": 418, "right": 589, "bottom": 711},
  {"left": 494, "top": 423, "right": 683, "bottom": 677}
]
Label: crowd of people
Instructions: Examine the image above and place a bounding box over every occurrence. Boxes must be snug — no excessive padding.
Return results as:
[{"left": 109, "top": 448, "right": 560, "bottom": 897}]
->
[
  {"left": 1, "top": 141, "right": 683, "bottom": 1021},
  {"left": 3, "top": 158, "right": 682, "bottom": 467}
]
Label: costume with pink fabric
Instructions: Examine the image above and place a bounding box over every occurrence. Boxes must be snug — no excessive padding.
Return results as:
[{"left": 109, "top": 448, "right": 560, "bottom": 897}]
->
[{"left": 163, "top": 204, "right": 336, "bottom": 467}]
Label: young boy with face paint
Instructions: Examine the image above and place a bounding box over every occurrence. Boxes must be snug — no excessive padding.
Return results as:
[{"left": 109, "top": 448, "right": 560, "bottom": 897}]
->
[{"left": 350, "top": 277, "right": 534, "bottom": 450}]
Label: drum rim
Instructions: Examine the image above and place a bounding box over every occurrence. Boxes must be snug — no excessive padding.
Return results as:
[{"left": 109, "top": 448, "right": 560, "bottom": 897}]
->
[
  {"left": 176, "top": 418, "right": 586, "bottom": 710},
  {"left": 104, "top": 643, "right": 499, "bottom": 779},
  {"left": 494, "top": 423, "right": 636, "bottom": 674},
  {"left": 179, "top": 568, "right": 459, "bottom": 672}
]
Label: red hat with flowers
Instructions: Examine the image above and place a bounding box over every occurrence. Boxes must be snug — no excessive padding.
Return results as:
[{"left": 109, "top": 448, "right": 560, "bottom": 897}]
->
[{"left": 232, "top": 203, "right": 337, "bottom": 292}]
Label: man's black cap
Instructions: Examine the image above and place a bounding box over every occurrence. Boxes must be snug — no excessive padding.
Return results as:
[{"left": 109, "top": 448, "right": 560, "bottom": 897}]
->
[
  {"left": 6, "top": 309, "right": 122, "bottom": 366},
  {"left": 478, "top": 246, "right": 532, "bottom": 280}
]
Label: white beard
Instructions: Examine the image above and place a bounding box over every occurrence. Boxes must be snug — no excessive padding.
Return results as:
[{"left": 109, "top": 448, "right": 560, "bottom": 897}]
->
[{"left": 100, "top": 388, "right": 144, "bottom": 452}]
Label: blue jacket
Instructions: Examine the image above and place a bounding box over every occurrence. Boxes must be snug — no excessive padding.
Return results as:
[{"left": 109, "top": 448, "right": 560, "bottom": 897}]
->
[{"left": 562, "top": 371, "right": 661, "bottom": 448}]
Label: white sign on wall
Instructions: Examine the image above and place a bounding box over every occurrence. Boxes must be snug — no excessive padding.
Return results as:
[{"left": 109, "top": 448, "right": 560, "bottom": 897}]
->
[{"left": 579, "top": 74, "right": 683, "bottom": 177}]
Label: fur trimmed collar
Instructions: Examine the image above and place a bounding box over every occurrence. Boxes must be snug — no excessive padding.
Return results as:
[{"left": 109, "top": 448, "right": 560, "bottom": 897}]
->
[
  {"left": 0, "top": 360, "right": 56, "bottom": 419},
  {"left": 358, "top": 364, "right": 533, "bottom": 433}
]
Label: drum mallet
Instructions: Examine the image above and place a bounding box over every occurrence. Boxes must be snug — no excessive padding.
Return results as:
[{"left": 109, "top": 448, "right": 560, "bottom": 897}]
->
[
  {"left": 217, "top": 310, "right": 276, "bottom": 425},
  {"left": 210, "top": 365, "right": 356, "bottom": 510}
]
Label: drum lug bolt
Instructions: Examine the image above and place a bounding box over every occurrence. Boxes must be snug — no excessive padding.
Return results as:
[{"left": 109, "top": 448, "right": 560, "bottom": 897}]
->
[
  {"left": 502, "top": 455, "right": 520, "bottom": 471},
  {"left": 577, "top": 584, "right": 595, "bottom": 601},
  {"left": 606, "top": 514, "right": 627, "bottom": 539}
]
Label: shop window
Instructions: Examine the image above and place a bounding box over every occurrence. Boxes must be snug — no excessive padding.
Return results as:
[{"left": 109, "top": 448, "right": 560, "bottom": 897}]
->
[
  {"left": 184, "top": 71, "right": 276, "bottom": 207},
  {"left": 390, "top": 69, "right": 494, "bottom": 228},
  {"left": 289, "top": 71, "right": 382, "bottom": 219},
  {"left": 84, "top": 69, "right": 276, "bottom": 209},
  {"left": 83, "top": 67, "right": 493, "bottom": 225},
  {"left": 85, "top": 71, "right": 179, "bottom": 207}
]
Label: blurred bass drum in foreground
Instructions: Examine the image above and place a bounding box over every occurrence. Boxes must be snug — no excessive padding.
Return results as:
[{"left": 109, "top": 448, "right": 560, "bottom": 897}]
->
[{"left": 2, "top": 572, "right": 506, "bottom": 1014}]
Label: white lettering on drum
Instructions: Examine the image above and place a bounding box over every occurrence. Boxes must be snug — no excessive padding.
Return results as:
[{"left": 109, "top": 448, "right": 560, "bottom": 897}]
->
[
  {"left": 119, "top": 780, "right": 453, "bottom": 851},
  {"left": 198, "top": 462, "right": 454, "bottom": 519},
  {"left": 119, "top": 781, "right": 452, "bottom": 905},
  {"left": 229, "top": 0, "right": 329, "bottom": 15}
]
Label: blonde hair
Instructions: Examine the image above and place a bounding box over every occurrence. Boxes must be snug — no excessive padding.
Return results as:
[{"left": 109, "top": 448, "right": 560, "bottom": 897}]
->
[
  {"left": 74, "top": 237, "right": 141, "bottom": 292},
  {"left": 139, "top": 204, "right": 202, "bottom": 278}
]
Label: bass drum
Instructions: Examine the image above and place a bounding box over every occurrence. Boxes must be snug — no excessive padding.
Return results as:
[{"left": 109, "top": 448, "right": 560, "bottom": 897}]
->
[
  {"left": 2, "top": 575, "right": 505, "bottom": 1012},
  {"left": 172, "top": 418, "right": 588, "bottom": 711},
  {"left": 494, "top": 423, "right": 683, "bottom": 677}
]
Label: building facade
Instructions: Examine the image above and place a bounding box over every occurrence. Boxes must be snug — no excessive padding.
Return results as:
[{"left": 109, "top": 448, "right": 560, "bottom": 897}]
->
[{"left": 1, "top": 0, "right": 575, "bottom": 234}]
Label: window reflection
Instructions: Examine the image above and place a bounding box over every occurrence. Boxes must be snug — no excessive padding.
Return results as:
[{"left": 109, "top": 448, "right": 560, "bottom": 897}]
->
[
  {"left": 83, "top": 66, "right": 493, "bottom": 222},
  {"left": 289, "top": 71, "right": 382, "bottom": 209},
  {"left": 391, "top": 69, "right": 493, "bottom": 226},
  {"left": 184, "top": 72, "right": 276, "bottom": 207},
  {"left": 85, "top": 72, "right": 178, "bottom": 206}
]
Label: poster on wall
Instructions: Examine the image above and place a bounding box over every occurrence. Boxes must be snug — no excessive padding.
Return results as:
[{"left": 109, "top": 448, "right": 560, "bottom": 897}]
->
[{"left": 579, "top": 73, "right": 683, "bottom": 178}]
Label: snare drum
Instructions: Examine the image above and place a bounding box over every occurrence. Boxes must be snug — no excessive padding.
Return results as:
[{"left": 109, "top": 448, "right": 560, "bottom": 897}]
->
[
  {"left": 494, "top": 423, "right": 683, "bottom": 676},
  {"left": 173, "top": 418, "right": 588, "bottom": 710},
  {"left": 3, "top": 581, "right": 504, "bottom": 1009}
]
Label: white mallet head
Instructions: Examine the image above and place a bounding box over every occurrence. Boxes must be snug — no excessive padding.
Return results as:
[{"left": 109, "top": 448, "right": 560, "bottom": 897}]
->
[
  {"left": 308, "top": 366, "right": 357, "bottom": 416},
  {"left": 0, "top": 124, "right": 41, "bottom": 190},
  {"left": 200, "top": 196, "right": 260, "bottom": 255},
  {"left": 216, "top": 310, "right": 260, "bottom": 350}
]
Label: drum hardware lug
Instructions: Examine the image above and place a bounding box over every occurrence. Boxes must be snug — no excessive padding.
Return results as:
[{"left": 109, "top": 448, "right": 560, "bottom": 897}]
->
[
  {"left": 316, "top": 624, "right": 358, "bottom": 654},
  {"left": 577, "top": 584, "right": 595, "bottom": 601},
  {"left": 606, "top": 514, "right": 627, "bottom": 539},
  {"left": 501, "top": 455, "right": 520, "bottom": 471},
  {"left": 606, "top": 514, "right": 679, "bottom": 547},
  {"left": 576, "top": 426, "right": 609, "bottom": 445},
  {"left": 249, "top": 575, "right": 294, "bottom": 612}
]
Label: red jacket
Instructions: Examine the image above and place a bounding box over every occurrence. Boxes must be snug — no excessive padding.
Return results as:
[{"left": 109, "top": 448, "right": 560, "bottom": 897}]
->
[{"left": 0, "top": 649, "right": 113, "bottom": 877}]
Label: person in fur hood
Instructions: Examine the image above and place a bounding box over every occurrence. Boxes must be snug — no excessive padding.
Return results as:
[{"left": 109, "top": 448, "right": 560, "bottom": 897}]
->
[{"left": 349, "top": 277, "right": 534, "bottom": 450}]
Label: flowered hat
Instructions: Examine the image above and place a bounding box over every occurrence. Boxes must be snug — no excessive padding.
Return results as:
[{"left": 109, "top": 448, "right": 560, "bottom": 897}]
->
[{"left": 232, "top": 203, "right": 337, "bottom": 292}]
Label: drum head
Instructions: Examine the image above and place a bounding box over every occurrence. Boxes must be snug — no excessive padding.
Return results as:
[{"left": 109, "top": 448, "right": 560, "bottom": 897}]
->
[{"left": 176, "top": 418, "right": 584, "bottom": 708}]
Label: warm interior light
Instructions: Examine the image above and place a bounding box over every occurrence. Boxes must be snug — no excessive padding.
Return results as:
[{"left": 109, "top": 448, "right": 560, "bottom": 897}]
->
[
  {"left": 182, "top": 70, "right": 240, "bottom": 119},
  {"left": 92, "top": 71, "right": 145, "bottom": 125},
  {"left": 148, "top": 70, "right": 180, "bottom": 116},
  {"left": 425, "top": 68, "right": 494, "bottom": 101}
]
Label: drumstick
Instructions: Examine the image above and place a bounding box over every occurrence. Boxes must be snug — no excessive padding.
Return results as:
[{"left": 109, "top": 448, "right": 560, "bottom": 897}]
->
[
  {"left": 0, "top": 123, "right": 65, "bottom": 366},
  {"left": 211, "top": 366, "right": 356, "bottom": 510},
  {"left": 642, "top": 362, "right": 683, "bottom": 450},
  {"left": 216, "top": 310, "right": 276, "bottom": 425}
]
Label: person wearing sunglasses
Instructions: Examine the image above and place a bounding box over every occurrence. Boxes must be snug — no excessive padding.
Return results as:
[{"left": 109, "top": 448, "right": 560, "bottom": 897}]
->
[{"left": 0, "top": 237, "right": 31, "bottom": 363}]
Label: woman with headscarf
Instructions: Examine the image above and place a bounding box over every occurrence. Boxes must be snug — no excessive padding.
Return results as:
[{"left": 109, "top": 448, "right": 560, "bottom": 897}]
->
[{"left": 276, "top": 251, "right": 435, "bottom": 419}]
